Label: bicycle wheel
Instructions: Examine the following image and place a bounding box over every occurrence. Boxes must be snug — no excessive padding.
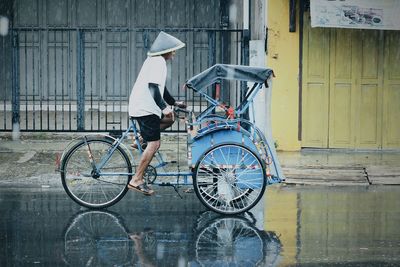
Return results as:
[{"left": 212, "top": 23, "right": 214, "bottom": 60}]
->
[
  {"left": 61, "top": 137, "right": 132, "bottom": 208},
  {"left": 193, "top": 143, "right": 266, "bottom": 215}
]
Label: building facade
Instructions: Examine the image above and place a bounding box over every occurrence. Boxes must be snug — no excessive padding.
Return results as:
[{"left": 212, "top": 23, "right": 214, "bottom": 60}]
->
[
  {"left": 1, "top": 0, "right": 399, "bottom": 150},
  {"left": 267, "top": 0, "right": 400, "bottom": 150}
]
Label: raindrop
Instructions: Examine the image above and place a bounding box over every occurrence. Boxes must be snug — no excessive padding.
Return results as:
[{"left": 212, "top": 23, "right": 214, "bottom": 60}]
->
[{"left": 0, "top": 16, "right": 9, "bottom": 36}]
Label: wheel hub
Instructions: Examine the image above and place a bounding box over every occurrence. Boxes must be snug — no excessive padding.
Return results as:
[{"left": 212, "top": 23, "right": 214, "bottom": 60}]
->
[
  {"left": 223, "top": 172, "right": 235, "bottom": 184},
  {"left": 91, "top": 170, "right": 100, "bottom": 179}
]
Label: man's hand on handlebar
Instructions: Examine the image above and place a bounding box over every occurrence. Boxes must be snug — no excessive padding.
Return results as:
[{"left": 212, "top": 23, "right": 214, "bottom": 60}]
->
[
  {"left": 162, "top": 106, "right": 175, "bottom": 121},
  {"left": 174, "top": 106, "right": 190, "bottom": 114},
  {"left": 174, "top": 101, "right": 187, "bottom": 109}
]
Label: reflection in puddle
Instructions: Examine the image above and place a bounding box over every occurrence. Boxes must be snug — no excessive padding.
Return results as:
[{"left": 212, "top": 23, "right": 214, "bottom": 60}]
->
[
  {"left": 63, "top": 211, "right": 132, "bottom": 266},
  {"left": 2, "top": 186, "right": 399, "bottom": 266},
  {"left": 63, "top": 210, "right": 282, "bottom": 266},
  {"left": 265, "top": 186, "right": 400, "bottom": 266},
  {"left": 194, "top": 212, "right": 281, "bottom": 266}
]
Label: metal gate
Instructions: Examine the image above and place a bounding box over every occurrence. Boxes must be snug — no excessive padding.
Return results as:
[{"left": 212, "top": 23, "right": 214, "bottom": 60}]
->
[{"left": 1, "top": 28, "right": 249, "bottom": 132}]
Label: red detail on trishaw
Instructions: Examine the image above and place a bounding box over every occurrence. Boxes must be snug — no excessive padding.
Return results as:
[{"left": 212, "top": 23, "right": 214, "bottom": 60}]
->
[{"left": 226, "top": 107, "right": 235, "bottom": 119}]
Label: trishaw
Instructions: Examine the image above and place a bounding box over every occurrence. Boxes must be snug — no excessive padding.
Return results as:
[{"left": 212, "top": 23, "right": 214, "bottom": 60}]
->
[{"left": 59, "top": 64, "right": 285, "bottom": 215}]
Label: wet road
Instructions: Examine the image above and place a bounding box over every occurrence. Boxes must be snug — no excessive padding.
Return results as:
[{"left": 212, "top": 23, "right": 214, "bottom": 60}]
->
[{"left": 0, "top": 185, "right": 399, "bottom": 266}]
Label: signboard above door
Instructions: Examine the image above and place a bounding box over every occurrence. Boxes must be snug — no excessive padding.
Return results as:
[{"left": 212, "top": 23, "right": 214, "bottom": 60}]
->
[{"left": 310, "top": 0, "right": 400, "bottom": 30}]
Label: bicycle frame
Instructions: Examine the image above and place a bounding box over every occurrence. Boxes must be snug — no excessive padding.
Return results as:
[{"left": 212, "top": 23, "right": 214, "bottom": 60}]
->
[{"left": 89, "top": 118, "right": 193, "bottom": 185}]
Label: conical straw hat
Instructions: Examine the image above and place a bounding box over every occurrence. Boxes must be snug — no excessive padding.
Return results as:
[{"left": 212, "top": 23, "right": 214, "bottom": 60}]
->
[{"left": 147, "top": 31, "right": 185, "bottom": 56}]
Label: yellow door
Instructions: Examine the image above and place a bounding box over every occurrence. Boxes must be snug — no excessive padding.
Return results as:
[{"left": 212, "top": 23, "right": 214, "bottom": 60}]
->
[
  {"left": 329, "top": 30, "right": 384, "bottom": 149},
  {"left": 328, "top": 29, "right": 359, "bottom": 148},
  {"left": 301, "top": 14, "right": 330, "bottom": 148},
  {"left": 302, "top": 12, "right": 400, "bottom": 149},
  {"left": 383, "top": 32, "right": 400, "bottom": 148},
  {"left": 356, "top": 30, "right": 384, "bottom": 148}
]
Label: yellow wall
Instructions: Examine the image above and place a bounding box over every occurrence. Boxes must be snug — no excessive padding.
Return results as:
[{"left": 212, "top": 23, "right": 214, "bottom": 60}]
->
[{"left": 267, "top": 0, "right": 301, "bottom": 151}]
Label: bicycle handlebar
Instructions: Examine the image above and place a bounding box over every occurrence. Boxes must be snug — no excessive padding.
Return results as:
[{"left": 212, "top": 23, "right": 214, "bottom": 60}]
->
[{"left": 174, "top": 106, "right": 190, "bottom": 114}]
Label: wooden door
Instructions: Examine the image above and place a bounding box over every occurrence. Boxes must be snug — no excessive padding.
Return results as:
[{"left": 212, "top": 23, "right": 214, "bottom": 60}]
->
[
  {"left": 328, "top": 29, "right": 384, "bottom": 149},
  {"left": 301, "top": 15, "right": 330, "bottom": 148},
  {"left": 383, "top": 32, "right": 400, "bottom": 148},
  {"left": 302, "top": 12, "right": 400, "bottom": 149},
  {"left": 328, "top": 29, "right": 358, "bottom": 148},
  {"left": 355, "top": 30, "right": 384, "bottom": 148}
]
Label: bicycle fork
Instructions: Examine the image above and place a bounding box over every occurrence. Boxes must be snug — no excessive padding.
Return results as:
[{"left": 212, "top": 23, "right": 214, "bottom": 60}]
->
[{"left": 84, "top": 136, "right": 100, "bottom": 178}]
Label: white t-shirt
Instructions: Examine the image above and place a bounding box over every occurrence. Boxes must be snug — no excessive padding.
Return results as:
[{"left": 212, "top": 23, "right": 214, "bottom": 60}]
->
[{"left": 128, "top": 56, "right": 167, "bottom": 118}]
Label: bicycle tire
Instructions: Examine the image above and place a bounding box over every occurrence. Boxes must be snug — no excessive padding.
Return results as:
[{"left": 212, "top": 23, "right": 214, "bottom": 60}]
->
[
  {"left": 61, "top": 137, "right": 132, "bottom": 209},
  {"left": 193, "top": 143, "right": 266, "bottom": 215}
]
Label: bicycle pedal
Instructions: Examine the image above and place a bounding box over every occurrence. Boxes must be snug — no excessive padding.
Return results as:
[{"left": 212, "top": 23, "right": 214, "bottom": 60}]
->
[{"left": 183, "top": 188, "right": 194, "bottom": 193}]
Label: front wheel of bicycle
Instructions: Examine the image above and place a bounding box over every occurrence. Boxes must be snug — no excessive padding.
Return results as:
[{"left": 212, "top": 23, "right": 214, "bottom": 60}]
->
[
  {"left": 61, "top": 137, "right": 132, "bottom": 209},
  {"left": 193, "top": 143, "right": 266, "bottom": 215}
]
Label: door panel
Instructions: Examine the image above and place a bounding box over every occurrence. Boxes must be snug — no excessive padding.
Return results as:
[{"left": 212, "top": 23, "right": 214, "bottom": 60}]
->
[
  {"left": 15, "top": 0, "right": 39, "bottom": 26},
  {"left": 84, "top": 32, "right": 101, "bottom": 99},
  {"left": 133, "top": 0, "right": 159, "bottom": 27},
  {"left": 383, "top": 85, "right": 400, "bottom": 148},
  {"left": 303, "top": 83, "right": 329, "bottom": 147},
  {"left": 358, "top": 30, "right": 383, "bottom": 148},
  {"left": 359, "top": 85, "right": 379, "bottom": 146},
  {"left": 330, "top": 84, "right": 352, "bottom": 147},
  {"left": 18, "top": 32, "right": 41, "bottom": 98},
  {"left": 105, "top": 32, "right": 129, "bottom": 99},
  {"left": 329, "top": 29, "right": 356, "bottom": 148},
  {"left": 301, "top": 15, "right": 330, "bottom": 148},
  {"left": 361, "top": 31, "right": 380, "bottom": 79},
  {"left": 47, "top": 32, "right": 71, "bottom": 98},
  {"left": 383, "top": 32, "right": 400, "bottom": 148},
  {"left": 332, "top": 30, "right": 353, "bottom": 80},
  {"left": 106, "top": 0, "right": 129, "bottom": 27},
  {"left": 163, "top": 0, "right": 187, "bottom": 28},
  {"left": 47, "top": 0, "right": 69, "bottom": 26},
  {"left": 76, "top": 0, "right": 99, "bottom": 27},
  {"left": 386, "top": 33, "right": 400, "bottom": 80}
]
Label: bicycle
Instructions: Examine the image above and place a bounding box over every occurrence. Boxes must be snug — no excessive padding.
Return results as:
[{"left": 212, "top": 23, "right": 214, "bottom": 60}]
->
[{"left": 59, "top": 64, "right": 284, "bottom": 215}]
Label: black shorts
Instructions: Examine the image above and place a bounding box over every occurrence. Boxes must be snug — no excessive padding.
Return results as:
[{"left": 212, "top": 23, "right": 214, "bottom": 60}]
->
[{"left": 132, "top": 114, "right": 160, "bottom": 142}]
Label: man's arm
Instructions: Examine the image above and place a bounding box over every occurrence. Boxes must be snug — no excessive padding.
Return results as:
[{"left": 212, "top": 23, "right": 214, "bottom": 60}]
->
[
  {"left": 163, "top": 86, "right": 187, "bottom": 108},
  {"left": 148, "top": 83, "right": 167, "bottom": 110},
  {"left": 163, "top": 87, "right": 176, "bottom": 106}
]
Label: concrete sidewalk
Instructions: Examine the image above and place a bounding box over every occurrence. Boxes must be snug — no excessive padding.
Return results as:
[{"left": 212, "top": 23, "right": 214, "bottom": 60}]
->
[
  {"left": 279, "top": 150, "right": 400, "bottom": 186},
  {"left": 0, "top": 132, "right": 399, "bottom": 187}
]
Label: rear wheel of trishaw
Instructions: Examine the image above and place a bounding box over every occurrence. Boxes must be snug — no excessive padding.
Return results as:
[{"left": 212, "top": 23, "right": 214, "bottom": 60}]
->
[
  {"left": 61, "top": 137, "right": 132, "bottom": 209},
  {"left": 193, "top": 143, "right": 267, "bottom": 215}
]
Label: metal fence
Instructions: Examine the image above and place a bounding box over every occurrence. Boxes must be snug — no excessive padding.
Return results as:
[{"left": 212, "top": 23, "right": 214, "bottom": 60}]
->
[{"left": 0, "top": 28, "right": 249, "bottom": 132}]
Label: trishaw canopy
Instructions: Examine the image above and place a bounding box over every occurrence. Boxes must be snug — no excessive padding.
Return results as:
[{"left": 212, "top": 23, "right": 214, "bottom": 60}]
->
[{"left": 185, "top": 64, "right": 274, "bottom": 92}]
